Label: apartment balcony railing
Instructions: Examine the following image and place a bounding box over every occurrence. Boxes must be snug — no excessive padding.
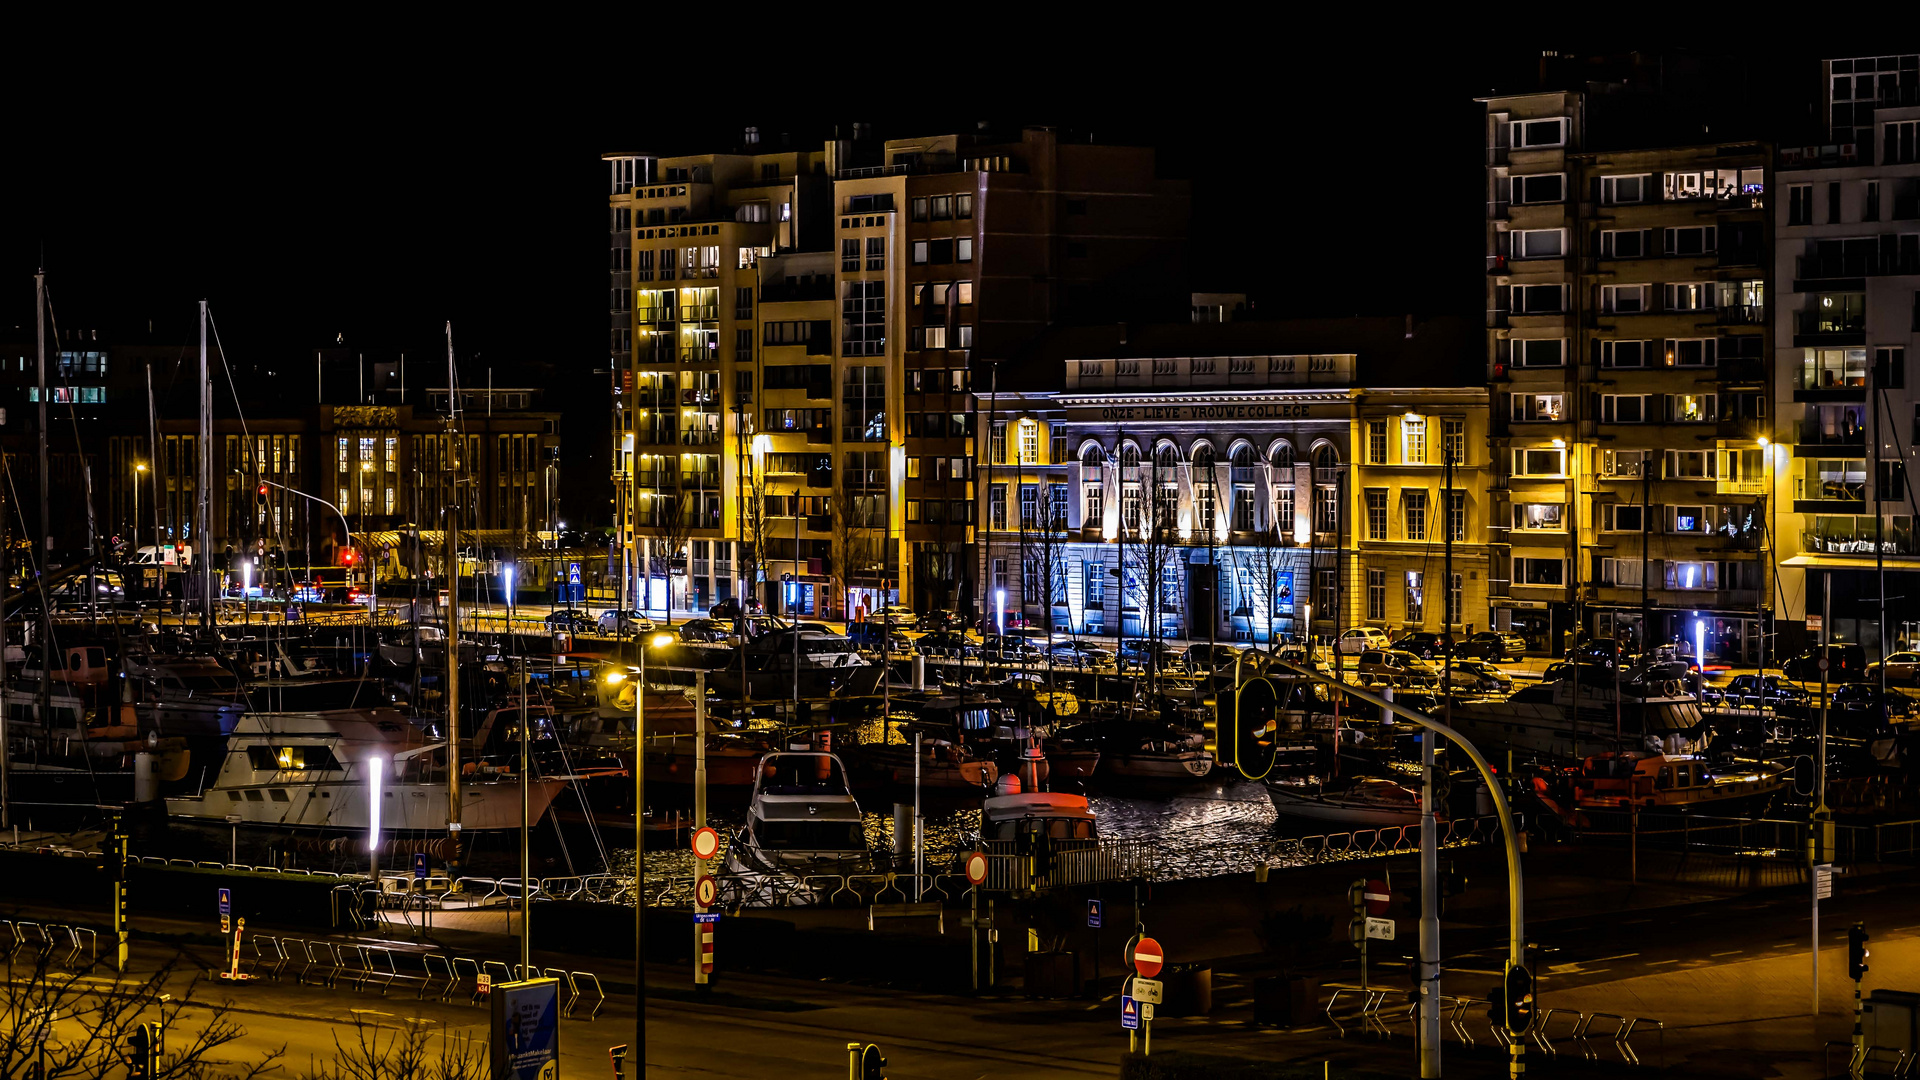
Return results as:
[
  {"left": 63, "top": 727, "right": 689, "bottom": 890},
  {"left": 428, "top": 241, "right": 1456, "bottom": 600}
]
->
[
  {"left": 679, "top": 347, "right": 719, "bottom": 364},
  {"left": 680, "top": 428, "right": 723, "bottom": 446},
  {"left": 1716, "top": 304, "right": 1765, "bottom": 325},
  {"left": 681, "top": 267, "right": 721, "bottom": 280},
  {"left": 636, "top": 309, "right": 675, "bottom": 325},
  {"left": 1795, "top": 309, "right": 1867, "bottom": 339},
  {"left": 1796, "top": 419, "right": 1867, "bottom": 450},
  {"left": 680, "top": 304, "right": 719, "bottom": 321},
  {"left": 1803, "top": 529, "right": 1920, "bottom": 557},
  {"left": 1797, "top": 253, "right": 1920, "bottom": 280}
]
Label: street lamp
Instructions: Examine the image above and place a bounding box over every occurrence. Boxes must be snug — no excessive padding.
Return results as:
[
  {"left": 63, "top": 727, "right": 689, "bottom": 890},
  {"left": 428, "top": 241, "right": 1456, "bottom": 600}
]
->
[
  {"left": 133, "top": 462, "right": 146, "bottom": 553},
  {"left": 366, "top": 753, "right": 385, "bottom": 886}
]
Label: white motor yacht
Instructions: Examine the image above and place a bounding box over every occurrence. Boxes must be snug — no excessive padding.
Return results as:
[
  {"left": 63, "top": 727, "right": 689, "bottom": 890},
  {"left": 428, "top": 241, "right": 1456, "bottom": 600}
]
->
[
  {"left": 165, "top": 708, "right": 564, "bottom": 832},
  {"left": 726, "top": 751, "right": 869, "bottom": 884}
]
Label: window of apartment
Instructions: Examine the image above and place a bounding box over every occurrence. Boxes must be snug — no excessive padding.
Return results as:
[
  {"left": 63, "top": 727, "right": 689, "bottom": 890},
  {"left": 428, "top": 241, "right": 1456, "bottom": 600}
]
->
[
  {"left": 1601, "top": 394, "right": 1650, "bottom": 423},
  {"left": 1867, "top": 181, "right": 1882, "bottom": 222},
  {"left": 1366, "top": 490, "right": 1388, "bottom": 540},
  {"left": 1084, "top": 483, "right": 1103, "bottom": 526},
  {"left": 1599, "top": 558, "right": 1643, "bottom": 587},
  {"left": 931, "top": 195, "right": 952, "bottom": 220},
  {"left": 1511, "top": 392, "right": 1565, "bottom": 422},
  {"left": 1275, "top": 486, "right": 1293, "bottom": 534},
  {"left": 911, "top": 197, "right": 928, "bottom": 221},
  {"left": 1514, "top": 557, "right": 1565, "bottom": 587},
  {"left": 989, "top": 485, "right": 1007, "bottom": 530},
  {"left": 1670, "top": 505, "right": 1710, "bottom": 534},
  {"left": 1601, "top": 229, "right": 1647, "bottom": 259},
  {"left": 1513, "top": 447, "right": 1567, "bottom": 477},
  {"left": 911, "top": 241, "right": 928, "bottom": 265},
  {"left": 1447, "top": 572, "right": 1464, "bottom": 626},
  {"left": 1084, "top": 559, "right": 1105, "bottom": 607},
  {"left": 1018, "top": 421, "right": 1039, "bottom": 465},
  {"left": 1665, "top": 282, "right": 1715, "bottom": 311},
  {"left": 954, "top": 281, "right": 974, "bottom": 305},
  {"left": 1666, "top": 338, "right": 1716, "bottom": 367},
  {"left": 1402, "top": 416, "right": 1427, "bottom": 463},
  {"left": 1511, "top": 284, "right": 1565, "bottom": 314},
  {"left": 1020, "top": 484, "right": 1040, "bottom": 529},
  {"left": 1515, "top": 338, "right": 1566, "bottom": 368},
  {"left": 1404, "top": 489, "right": 1428, "bottom": 540},
  {"left": 957, "top": 238, "right": 974, "bottom": 262},
  {"left": 1600, "top": 174, "right": 1648, "bottom": 205},
  {"left": 1511, "top": 117, "right": 1568, "bottom": 148},
  {"left": 1513, "top": 503, "right": 1564, "bottom": 531},
  {"left": 1511, "top": 173, "right": 1565, "bottom": 204},
  {"left": 1600, "top": 285, "right": 1646, "bottom": 313},
  {"left": 1888, "top": 120, "right": 1920, "bottom": 167},
  {"left": 1664, "top": 561, "right": 1718, "bottom": 591},
  {"left": 842, "top": 281, "right": 886, "bottom": 357},
  {"left": 1447, "top": 491, "right": 1466, "bottom": 540},
  {"left": 1664, "top": 226, "right": 1717, "bottom": 256},
  {"left": 1367, "top": 420, "right": 1388, "bottom": 464},
  {"left": 1789, "top": 184, "right": 1814, "bottom": 226},
  {"left": 955, "top": 193, "right": 974, "bottom": 218},
  {"left": 1828, "top": 182, "right": 1842, "bottom": 224},
  {"left": 1233, "top": 485, "right": 1257, "bottom": 531},
  {"left": 1315, "top": 485, "right": 1340, "bottom": 533},
  {"left": 866, "top": 236, "right": 885, "bottom": 270},
  {"left": 840, "top": 237, "right": 861, "bottom": 272},
  {"left": 1122, "top": 484, "right": 1142, "bottom": 531},
  {"left": 1600, "top": 450, "right": 1649, "bottom": 479},
  {"left": 1601, "top": 503, "right": 1645, "bottom": 532},
  {"left": 1443, "top": 419, "right": 1465, "bottom": 465},
  {"left": 1875, "top": 347, "right": 1907, "bottom": 389},
  {"left": 1367, "top": 569, "right": 1387, "bottom": 620},
  {"left": 1601, "top": 339, "right": 1649, "bottom": 368},
  {"left": 1513, "top": 228, "right": 1567, "bottom": 259},
  {"left": 1404, "top": 571, "right": 1424, "bottom": 624},
  {"left": 1670, "top": 394, "right": 1717, "bottom": 422},
  {"left": 1666, "top": 450, "right": 1717, "bottom": 479}
]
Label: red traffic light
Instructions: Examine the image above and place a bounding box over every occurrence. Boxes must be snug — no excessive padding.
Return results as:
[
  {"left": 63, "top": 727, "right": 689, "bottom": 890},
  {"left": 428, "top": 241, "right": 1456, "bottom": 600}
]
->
[{"left": 341, "top": 548, "right": 357, "bottom": 565}]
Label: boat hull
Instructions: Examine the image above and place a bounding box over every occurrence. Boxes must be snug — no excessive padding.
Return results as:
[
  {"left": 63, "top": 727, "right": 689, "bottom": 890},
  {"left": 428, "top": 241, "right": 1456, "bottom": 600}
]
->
[
  {"left": 1265, "top": 783, "right": 1426, "bottom": 827},
  {"left": 165, "top": 778, "right": 565, "bottom": 832}
]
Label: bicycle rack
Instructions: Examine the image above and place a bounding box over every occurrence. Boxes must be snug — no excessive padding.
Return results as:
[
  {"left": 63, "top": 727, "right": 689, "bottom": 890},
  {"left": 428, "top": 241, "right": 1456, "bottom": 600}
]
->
[
  {"left": 1532, "top": 1007, "right": 1581, "bottom": 1058},
  {"left": 453, "top": 956, "right": 482, "bottom": 1003},
  {"left": 421, "top": 954, "right": 454, "bottom": 1001},
  {"left": 572, "top": 971, "right": 605, "bottom": 1021}
]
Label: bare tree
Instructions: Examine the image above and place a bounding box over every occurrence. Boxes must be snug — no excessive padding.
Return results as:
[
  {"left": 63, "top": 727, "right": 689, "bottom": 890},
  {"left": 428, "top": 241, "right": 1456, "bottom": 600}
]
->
[
  {"left": 833, "top": 479, "right": 883, "bottom": 622},
  {"left": 1243, "top": 523, "right": 1288, "bottom": 649},
  {"left": 1128, "top": 449, "right": 1182, "bottom": 689},
  {"left": 0, "top": 955, "right": 281, "bottom": 1080},
  {"left": 737, "top": 447, "right": 769, "bottom": 616},
  {"left": 299, "top": 1014, "right": 484, "bottom": 1080},
  {"left": 1023, "top": 484, "right": 1073, "bottom": 688},
  {"left": 647, "top": 488, "right": 692, "bottom": 626}
]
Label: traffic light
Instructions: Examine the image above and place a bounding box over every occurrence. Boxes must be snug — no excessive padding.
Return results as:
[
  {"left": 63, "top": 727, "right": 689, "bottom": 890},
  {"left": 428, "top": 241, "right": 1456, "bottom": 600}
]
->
[
  {"left": 341, "top": 547, "right": 357, "bottom": 566},
  {"left": 1850, "top": 924, "right": 1870, "bottom": 981},
  {"left": 1202, "top": 694, "right": 1225, "bottom": 762},
  {"left": 1504, "top": 965, "right": 1535, "bottom": 1035},
  {"left": 1486, "top": 983, "right": 1506, "bottom": 1030},
  {"left": 127, "top": 1022, "right": 160, "bottom": 1079},
  {"left": 255, "top": 483, "right": 269, "bottom": 507},
  {"left": 857, "top": 1043, "right": 886, "bottom": 1080}
]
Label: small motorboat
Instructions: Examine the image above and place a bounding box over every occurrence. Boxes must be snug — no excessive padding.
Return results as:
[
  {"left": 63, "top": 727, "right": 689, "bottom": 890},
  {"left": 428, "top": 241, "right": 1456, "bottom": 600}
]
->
[
  {"left": 1532, "top": 751, "right": 1790, "bottom": 829},
  {"left": 1058, "top": 721, "right": 1212, "bottom": 782},
  {"left": 977, "top": 791, "right": 1097, "bottom": 843},
  {"left": 1264, "top": 776, "right": 1429, "bottom": 827},
  {"left": 725, "top": 750, "right": 871, "bottom": 887}
]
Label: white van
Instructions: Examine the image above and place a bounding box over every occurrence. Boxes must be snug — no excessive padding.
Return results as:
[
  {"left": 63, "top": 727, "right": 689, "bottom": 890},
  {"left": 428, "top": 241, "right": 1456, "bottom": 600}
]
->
[{"left": 130, "top": 545, "right": 192, "bottom": 566}]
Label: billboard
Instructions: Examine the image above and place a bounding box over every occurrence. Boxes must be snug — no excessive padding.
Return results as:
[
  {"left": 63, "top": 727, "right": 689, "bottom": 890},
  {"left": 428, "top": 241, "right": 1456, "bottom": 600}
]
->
[{"left": 490, "top": 978, "right": 560, "bottom": 1080}]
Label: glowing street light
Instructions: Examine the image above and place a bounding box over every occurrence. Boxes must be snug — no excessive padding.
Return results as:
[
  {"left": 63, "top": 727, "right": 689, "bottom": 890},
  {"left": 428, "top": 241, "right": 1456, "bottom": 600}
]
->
[{"left": 367, "top": 753, "right": 385, "bottom": 885}]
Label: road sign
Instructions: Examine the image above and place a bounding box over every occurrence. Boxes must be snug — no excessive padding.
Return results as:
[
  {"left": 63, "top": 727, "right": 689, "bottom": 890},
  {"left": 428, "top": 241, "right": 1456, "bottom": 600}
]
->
[
  {"left": 414, "top": 852, "right": 429, "bottom": 880},
  {"left": 1141, "top": 1002, "right": 1155, "bottom": 1021},
  {"left": 1088, "top": 900, "right": 1102, "bottom": 928},
  {"left": 1366, "top": 917, "right": 1396, "bottom": 941},
  {"left": 217, "top": 888, "right": 231, "bottom": 917},
  {"left": 1363, "top": 879, "right": 1391, "bottom": 917},
  {"left": 568, "top": 562, "right": 581, "bottom": 585},
  {"left": 220, "top": 914, "right": 231, "bottom": 934},
  {"left": 1819, "top": 657, "right": 1831, "bottom": 672},
  {"left": 691, "top": 827, "right": 721, "bottom": 861},
  {"left": 1130, "top": 976, "right": 1164, "bottom": 1005},
  {"left": 695, "top": 874, "right": 718, "bottom": 908},
  {"left": 476, "top": 973, "right": 493, "bottom": 996},
  {"left": 1815, "top": 863, "right": 1835, "bottom": 900},
  {"left": 1131, "top": 936, "right": 1165, "bottom": 979},
  {"left": 1808, "top": 614, "right": 1824, "bottom": 634},
  {"left": 693, "top": 912, "right": 721, "bottom": 924},
  {"left": 1120, "top": 996, "right": 1140, "bottom": 1030},
  {"left": 964, "top": 851, "right": 989, "bottom": 886}
]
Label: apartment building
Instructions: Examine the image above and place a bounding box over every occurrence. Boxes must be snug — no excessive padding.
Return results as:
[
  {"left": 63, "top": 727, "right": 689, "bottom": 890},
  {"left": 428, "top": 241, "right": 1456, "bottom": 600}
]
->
[
  {"left": 1482, "top": 91, "right": 1772, "bottom": 659},
  {"left": 1772, "top": 53, "right": 1920, "bottom": 654},
  {"left": 974, "top": 318, "right": 1481, "bottom": 644}
]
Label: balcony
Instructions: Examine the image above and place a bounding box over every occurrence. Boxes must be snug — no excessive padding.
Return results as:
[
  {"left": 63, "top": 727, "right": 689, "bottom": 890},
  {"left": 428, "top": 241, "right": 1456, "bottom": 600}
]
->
[
  {"left": 1796, "top": 253, "right": 1920, "bottom": 282},
  {"left": 1716, "top": 304, "right": 1765, "bottom": 326},
  {"left": 1794, "top": 309, "right": 1867, "bottom": 348},
  {"left": 1803, "top": 527, "right": 1920, "bottom": 558},
  {"left": 679, "top": 347, "right": 719, "bottom": 365},
  {"left": 635, "top": 309, "right": 676, "bottom": 326},
  {"left": 1795, "top": 418, "right": 1866, "bottom": 455},
  {"left": 679, "top": 304, "right": 719, "bottom": 322},
  {"left": 1794, "top": 466, "right": 1867, "bottom": 514},
  {"left": 680, "top": 428, "right": 723, "bottom": 446}
]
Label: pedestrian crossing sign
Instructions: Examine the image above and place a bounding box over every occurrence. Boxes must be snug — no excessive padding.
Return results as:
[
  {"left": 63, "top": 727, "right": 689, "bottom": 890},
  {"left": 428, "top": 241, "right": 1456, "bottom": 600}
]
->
[{"left": 1120, "top": 996, "right": 1140, "bottom": 1030}]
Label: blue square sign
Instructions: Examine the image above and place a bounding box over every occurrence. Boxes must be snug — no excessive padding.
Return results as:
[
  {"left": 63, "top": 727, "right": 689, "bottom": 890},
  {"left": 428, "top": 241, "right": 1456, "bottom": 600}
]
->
[
  {"left": 217, "top": 888, "right": 231, "bottom": 917},
  {"left": 414, "top": 852, "right": 429, "bottom": 879},
  {"left": 1121, "top": 996, "right": 1140, "bottom": 1030},
  {"left": 1088, "top": 899, "right": 1102, "bottom": 928}
]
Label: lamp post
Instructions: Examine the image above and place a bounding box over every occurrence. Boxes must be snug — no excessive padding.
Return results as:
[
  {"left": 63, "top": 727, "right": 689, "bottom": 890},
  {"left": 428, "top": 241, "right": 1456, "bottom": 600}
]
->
[
  {"left": 367, "top": 753, "right": 384, "bottom": 888},
  {"left": 133, "top": 463, "right": 145, "bottom": 554}
]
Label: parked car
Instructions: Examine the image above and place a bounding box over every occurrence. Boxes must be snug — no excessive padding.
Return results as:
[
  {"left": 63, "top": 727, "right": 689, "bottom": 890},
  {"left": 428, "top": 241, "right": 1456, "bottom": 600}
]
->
[
  {"left": 1447, "top": 659, "right": 1514, "bottom": 693},
  {"left": 1356, "top": 649, "right": 1439, "bottom": 686},
  {"left": 922, "top": 609, "right": 968, "bottom": 632},
  {"left": 1271, "top": 643, "right": 1334, "bottom": 677},
  {"left": 980, "top": 634, "right": 1040, "bottom": 661},
  {"left": 1540, "top": 661, "right": 1615, "bottom": 685},
  {"left": 1336, "top": 627, "right": 1393, "bottom": 656},
  {"left": 877, "top": 605, "right": 920, "bottom": 629},
  {"left": 677, "top": 618, "right": 735, "bottom": 645},
  {"left": 1566, "top": 637, "right": 1629, "bottom": 669},
  {"left": 917, "top": 630, "right": 981, "bottom": 659},
  {"left": 1047, "top": 641, "right": 1113, "bottom": 668},
  {"left": 1116, "top": 639, "right": 1179, "bottom": 670},
  {"left": 1716, "top": 674, "right": 1811, "bottom": 711},
  {"left": 1458, "top": 631, "right": 1527, "bottom": 661},
  {"left": 596, "top": 609, "right": 657, "bottom": 635},
  {"left": 543, "top": 610, "right": 595, "bottom": 634},
  {"left": 1783, "top": 644, "right": 1869, "bottom": 683},
  {"left": 1868, "top": 652, "right": 1920, "bottom": 685},
  {"left": 1183, "top": 643, "right": 1251, "bottom": 672},
  {"left": 1393, "top": 632, "right": 1456, "bottom": 660},
  {"left": 1830, "top": 683, "right": 1919, "bottom": 725}
]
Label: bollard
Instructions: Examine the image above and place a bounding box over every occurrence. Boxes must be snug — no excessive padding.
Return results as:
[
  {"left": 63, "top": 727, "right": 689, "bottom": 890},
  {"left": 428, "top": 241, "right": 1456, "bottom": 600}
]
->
[
  {"left": 891, "top": 804, "right": 911, "bottom": 858},
  {"left": 912, "top": 655, "right": 925, "bottom": 690}
]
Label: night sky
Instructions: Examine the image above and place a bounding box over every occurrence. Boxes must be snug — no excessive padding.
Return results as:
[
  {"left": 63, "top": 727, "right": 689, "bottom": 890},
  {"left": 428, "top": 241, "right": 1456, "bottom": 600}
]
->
[{"left": 0, "top": 37, "right": 1855, "bottom": 519}]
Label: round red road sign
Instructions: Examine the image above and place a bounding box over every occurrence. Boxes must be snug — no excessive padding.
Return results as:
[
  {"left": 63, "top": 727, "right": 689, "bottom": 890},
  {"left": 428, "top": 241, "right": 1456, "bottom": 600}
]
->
[
  {"left": 964, "top": 851, "right": 989, "bottom": 885},
  {"left": 691, "top": 827, "right": 721, "bottom": 860},
  {"left": 1131, "top": 937, "right": 1165, "bottom": 979},
  {"left": 1364, "top": 879, "right": 1391, "bottom": 917},
  {"left": 695, "top": 874, "right": 717, "bottom": 908}
]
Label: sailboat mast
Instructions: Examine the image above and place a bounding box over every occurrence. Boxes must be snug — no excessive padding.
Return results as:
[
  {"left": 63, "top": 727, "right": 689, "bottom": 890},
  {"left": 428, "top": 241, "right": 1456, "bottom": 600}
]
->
[
  {"left": 35, "top": 272, "right": 52, "bottom": 733},
  {"left": 444, "top": 322, "right": 463, "bottom": 873},
  {"left": 198, "top": 300, "right": 213, "bottom": 629}
]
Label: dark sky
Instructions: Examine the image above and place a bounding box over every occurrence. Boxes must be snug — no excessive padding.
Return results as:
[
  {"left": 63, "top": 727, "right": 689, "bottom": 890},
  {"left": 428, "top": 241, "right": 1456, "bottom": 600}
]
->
[{"left": 0, "top": 35, "right": 1860, "bottom": 518}]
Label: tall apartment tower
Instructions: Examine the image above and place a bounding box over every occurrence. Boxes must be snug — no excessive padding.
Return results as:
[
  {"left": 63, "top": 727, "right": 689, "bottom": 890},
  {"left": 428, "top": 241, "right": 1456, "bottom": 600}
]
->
[
  {"left": 602, "top": 140, "right": 832, "bottom": 611},
  {"left": 1481, "top": 92, "right": 1772, "bottom": 660},
  {"left": 1771, "top": 52, "right": 1920, "bottom": 656}
]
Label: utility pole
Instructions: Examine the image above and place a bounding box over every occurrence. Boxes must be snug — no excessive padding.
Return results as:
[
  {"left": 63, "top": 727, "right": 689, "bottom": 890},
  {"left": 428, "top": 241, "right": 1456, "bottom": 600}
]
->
[
  {"left": 34, "top": 273, "right": 53, "bottom": 735},
  {"left": 1418, "top": 692, "right": 1441, "bottom": 1077},
  {"left": 198, "top": 300, "right": 213, "bottom": 629},
  {"left": 518, "top": 654, "right": 530, "bottom": 976},
  {"left": 444, "top": 323, "right": 464, "bottom": 876}
]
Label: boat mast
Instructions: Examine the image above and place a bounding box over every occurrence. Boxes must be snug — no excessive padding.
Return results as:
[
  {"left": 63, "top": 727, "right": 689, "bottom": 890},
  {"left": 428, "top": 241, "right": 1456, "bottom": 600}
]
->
[
  {"left": 444, "top": 322, "right": 463, "bottom": 873},
  {"left": 35, "top": 271, "right": 52, "bottom": 735},
  {"left": 198, "top": 300, "right": 213, "bottom": 630}
]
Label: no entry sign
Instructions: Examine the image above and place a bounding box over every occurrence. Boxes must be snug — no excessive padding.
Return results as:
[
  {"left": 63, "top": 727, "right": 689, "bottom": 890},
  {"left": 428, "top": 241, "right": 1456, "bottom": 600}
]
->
[
  {"left": 965, "top": 851, "right": 989, "bottom": 886},
  {"left": 1131, "top": 936, "right": 1165, "bottom": 979},
  {"left": 1364, "top": 879, "right": 1391, "bottom": 917},
  {"left": 691, "top": 827, "right": 721, "bottom": 861}
]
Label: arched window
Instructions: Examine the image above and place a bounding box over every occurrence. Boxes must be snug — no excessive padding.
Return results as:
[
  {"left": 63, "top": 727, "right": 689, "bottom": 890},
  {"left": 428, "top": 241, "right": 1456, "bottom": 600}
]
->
[
  {"left": 1230, "top": 442, "right": 1259, "bottom": 467},
  {"left": 1154, "top": 443, "right": 1180, "bottom": 469},
  {"left": 1119, "top": 443, "right": 1140, "bottom": 469},
  {"left": 1080, "top": 442, "right": 1106, "bottom": 469},
  {"left": 1269, "top": 441, "right": 1294, "bottom": 469},
  {"left": 1312, "top": 443, "right": 1341, "bottom": 469},
  {"left": 1190, "top": 443, "right": 1216, "bottom": 470}
]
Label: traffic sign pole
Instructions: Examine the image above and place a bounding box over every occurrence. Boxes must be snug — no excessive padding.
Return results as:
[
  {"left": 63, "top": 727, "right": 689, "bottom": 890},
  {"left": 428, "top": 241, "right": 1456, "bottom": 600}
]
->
[{"left": 693, "top": 672, "right": 709, "bottom": 989}]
